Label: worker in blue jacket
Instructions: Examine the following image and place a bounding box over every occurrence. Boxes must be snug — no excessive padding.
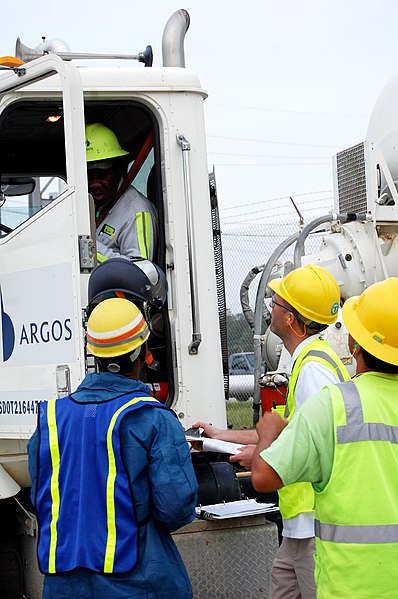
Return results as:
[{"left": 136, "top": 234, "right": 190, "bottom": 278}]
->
[{"left": 28, "top": 297, "right": 198, "bottom": 599}]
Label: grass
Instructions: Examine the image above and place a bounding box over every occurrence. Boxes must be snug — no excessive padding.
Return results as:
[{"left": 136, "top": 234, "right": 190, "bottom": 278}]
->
[{"left": 225, "top": 399, "right": 256, "bottom": 430}]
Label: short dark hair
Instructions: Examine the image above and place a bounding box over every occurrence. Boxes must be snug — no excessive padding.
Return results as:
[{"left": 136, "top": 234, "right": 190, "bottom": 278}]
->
[{"left": 362, "top": 347, "right": 398, "bottom": 374}]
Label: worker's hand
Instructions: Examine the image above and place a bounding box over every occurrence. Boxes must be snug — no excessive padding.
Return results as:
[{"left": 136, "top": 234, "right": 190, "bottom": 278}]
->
[
  {"left": 256, "top": 411, "right": 288, "bottom": 445},
  {"left": 229, "top": 444, "right": 256, "bottom": 470},
  {"left": 191, "top": 421, "right": 221, "bottom": 439}
]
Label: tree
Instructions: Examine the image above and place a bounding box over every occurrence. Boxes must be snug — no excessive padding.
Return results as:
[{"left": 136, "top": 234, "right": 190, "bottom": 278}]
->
[{"left": 226, "top": 309, "right": 253, "bottom": 354}]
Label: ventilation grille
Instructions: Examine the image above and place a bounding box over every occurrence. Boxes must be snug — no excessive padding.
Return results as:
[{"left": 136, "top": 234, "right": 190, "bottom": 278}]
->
[{"left": 336, "top": 142, "right": 367, "bottom": 213}]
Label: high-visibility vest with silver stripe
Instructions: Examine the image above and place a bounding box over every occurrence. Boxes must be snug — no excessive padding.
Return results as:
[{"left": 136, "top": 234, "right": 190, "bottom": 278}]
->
[
  {"left": 35, "top": 392, "right": 166, "bottom": 574},
  {"left": 278, "top": 337, "right": 350, "bottom": 521},
  {"left": 314, "top": 373, "right": 398, "bottom": 598}
]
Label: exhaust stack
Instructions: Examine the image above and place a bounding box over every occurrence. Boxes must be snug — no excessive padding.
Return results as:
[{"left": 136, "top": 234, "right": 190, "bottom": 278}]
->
[{"left": 162, "top": 9, "right": 190, "bottom": 68}]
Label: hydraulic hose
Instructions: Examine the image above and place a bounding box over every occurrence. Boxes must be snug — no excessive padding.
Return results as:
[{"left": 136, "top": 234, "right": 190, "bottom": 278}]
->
[
  {"left": 252, "top": 232, "right": 300, "bottom": 424},
  {"left": 294, "top": 212, "right": 368, "bottom": 268},
  {"left": 240, "top": 265, "right": 265, "bottom": 329}
]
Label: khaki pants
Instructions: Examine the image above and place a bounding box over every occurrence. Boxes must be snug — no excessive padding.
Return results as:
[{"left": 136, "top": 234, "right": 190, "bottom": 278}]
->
[{"left": 269, "top": 537, "right": 316, "bottom": 599}]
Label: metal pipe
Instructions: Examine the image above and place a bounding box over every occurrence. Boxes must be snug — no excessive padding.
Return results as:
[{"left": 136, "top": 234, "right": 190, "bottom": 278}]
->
[{"left": 162, "top": 9, "right": 190, "bottom": 67}]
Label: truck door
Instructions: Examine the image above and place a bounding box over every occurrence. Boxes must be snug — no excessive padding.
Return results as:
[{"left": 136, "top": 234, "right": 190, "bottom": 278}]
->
[{"left": 0, "top": 56, "right": 91, "bottom": 475}]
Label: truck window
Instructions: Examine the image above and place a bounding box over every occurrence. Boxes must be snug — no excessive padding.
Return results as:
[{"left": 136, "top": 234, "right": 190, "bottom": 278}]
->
[
  {"left": 0, "top": 99, "right": 164, "bottom": 266},
  {"left": 0, "top": 175, "right": 65, "bottom": 233},
  {"left": 0, "top": 100, "right": 67, "bottom": 234}
]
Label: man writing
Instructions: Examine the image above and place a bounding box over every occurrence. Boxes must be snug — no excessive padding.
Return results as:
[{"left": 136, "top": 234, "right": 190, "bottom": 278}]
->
[
  {"left": 86, "top": 122, "right": 158, "bottom": 262},
  {"left": 28, "top": 298, "right": 197, "bottom": 598},
  {"left": 251, "top": 277, "right": 398, "bottom": 598},
  {"left": 194, "top": 264, "right": 349, "bottom": 599}
]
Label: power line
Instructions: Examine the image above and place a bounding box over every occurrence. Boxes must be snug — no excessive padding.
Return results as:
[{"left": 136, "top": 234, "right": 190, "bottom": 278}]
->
[
  {"left": 207, "top": 134, "right": 342, "bottom": 149},
  {"left": 220, "top": 189, "right": 333, "bottom": 212},
  {"left": 212, "top": 161, "right": 330, "bottom": 167},
  {"left": 207, "top": 151, "right": 333, "bottom": 159},
  {"left": 221, "top": 199, "right": 334, "bottom": 223},
  {"left": 222, "top": 204, "right": 334, "bottom": 221},
  {"left": 206, "top": 102, "right": 368, "bottom": 119}
]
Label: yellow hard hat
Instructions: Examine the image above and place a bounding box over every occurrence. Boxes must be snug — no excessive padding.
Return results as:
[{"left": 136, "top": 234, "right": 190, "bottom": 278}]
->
[
  {"left": 85, "top": 123, "right": 129, "bottom": 163},
  {"left": 87, "top": 298, "right": 149, "bottom": 358},
  {"left": 268, "top": 264, "right": 340, "bottom": 325},
  {"left": 342, "top": 277, "right": 398, "bottom": 365}
]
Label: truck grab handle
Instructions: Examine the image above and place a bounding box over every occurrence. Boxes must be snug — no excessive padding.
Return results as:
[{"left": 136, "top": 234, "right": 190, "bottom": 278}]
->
[{"left": 177, "top": 134, "right": 202, "bottom": 355}]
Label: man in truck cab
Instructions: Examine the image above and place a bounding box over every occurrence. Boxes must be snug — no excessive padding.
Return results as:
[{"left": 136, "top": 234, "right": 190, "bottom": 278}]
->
[
  {"left": 86, "top": 122, "right": 158, "bottom": 263},
  {"left": 194, "top": 264, "right": 350, "bottom": 599},
  {"left": 251, "top": 277, "right": 398, "bottom": 599},
  {"left": 28, "top": 297, "right": 197, "bottom": 599}
]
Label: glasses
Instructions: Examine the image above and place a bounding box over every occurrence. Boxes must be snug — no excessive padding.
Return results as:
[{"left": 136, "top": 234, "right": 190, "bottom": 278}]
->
[{"left": 270, "top": 297, "right": 291, "bottom": 312}]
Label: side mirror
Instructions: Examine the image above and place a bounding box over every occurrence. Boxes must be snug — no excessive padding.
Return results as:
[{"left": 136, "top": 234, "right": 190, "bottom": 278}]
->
[{"left": 0, "top": 176, "right": 36, "bottom": 197}]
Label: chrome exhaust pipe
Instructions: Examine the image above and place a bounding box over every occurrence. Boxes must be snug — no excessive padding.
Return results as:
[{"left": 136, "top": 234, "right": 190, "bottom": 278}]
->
[{"left": 162, "top": 9, "right": 190, "bottom": 68}]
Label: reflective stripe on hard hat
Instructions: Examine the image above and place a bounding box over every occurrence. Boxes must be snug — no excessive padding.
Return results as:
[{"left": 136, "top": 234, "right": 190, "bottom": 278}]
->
[
  {"left": 87, "top": 311, "right": 148, "bottom": 349},
  {"left": 87, "top": 298, "right": 150, "bottom": 358}
]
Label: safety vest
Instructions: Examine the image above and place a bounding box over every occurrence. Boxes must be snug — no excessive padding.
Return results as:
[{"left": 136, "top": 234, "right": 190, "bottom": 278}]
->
[
  {"left": 314, "top": 374, "right": 398, "bottom": 599},
  {"left": 278, "top": 337, "right": 350, "bottom": 521},
  {"left": 35, "top": 392, "right": 165, "bottom": 575}
]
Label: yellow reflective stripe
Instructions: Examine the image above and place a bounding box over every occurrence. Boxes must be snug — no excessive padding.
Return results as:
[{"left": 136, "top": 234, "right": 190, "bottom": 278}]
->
[
  {"left": 104, "top": 396, "right": 159, "bottom": 572},
  {"left": 47, "top": 400, "right": 61, "bottom": 573},
  {"left": 137, "top": 212, "right": 151, "bottom": 259},
  {"left": 97, "top": 252, "right": 107, "bottom": 263}
]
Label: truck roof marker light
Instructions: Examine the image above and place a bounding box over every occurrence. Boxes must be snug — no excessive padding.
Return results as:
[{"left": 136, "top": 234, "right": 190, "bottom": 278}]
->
[{"left": 0, "top": 56, "right": 25, "bottom": 67}]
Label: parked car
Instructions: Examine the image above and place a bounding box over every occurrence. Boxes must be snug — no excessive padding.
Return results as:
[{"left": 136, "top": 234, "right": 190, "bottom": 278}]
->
[
  {"left": 229, "top": 352, "right": 255, "bottom": 375},
  {"left": 228, "top": 352, "right": 264, "bottom": 401}
]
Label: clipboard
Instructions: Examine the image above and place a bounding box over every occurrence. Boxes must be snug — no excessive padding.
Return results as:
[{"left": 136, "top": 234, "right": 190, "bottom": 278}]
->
[{"left": 195, "top": 499, "right": 279, "bottom": 520}]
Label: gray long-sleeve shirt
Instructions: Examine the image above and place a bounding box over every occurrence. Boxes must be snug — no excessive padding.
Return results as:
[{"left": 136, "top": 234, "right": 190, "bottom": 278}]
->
[{"left": 96, "top": 185, "right": 158, "bottom": 262}]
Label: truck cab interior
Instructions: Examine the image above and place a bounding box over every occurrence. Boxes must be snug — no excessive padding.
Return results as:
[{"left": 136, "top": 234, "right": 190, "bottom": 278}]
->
[
  {"left": 0, "top": 97, "right": 173, "bottom": 401},
  {"left": 0, "top": 99, "right": 163, "bottom": 256}
]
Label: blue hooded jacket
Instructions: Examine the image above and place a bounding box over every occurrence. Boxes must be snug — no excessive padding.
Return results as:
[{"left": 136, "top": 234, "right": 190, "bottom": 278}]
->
[{"left": 28, "top": 372, "right": 198, "bottom": 599}]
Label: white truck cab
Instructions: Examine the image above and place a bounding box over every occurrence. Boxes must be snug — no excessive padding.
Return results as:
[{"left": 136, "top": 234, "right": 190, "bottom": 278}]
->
[{"left": 0, "top": 10, "right": 229, "bottom": 508}]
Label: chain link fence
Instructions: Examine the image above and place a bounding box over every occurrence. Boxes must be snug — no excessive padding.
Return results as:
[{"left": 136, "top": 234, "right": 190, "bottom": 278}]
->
[{"left": 221, "top": 191, "right": 335, "bottom": 426}]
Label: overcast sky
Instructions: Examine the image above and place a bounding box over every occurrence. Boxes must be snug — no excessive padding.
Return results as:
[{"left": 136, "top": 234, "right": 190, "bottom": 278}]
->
[{"left": 3, "top": 0, "right": 398, "bottom": 223}]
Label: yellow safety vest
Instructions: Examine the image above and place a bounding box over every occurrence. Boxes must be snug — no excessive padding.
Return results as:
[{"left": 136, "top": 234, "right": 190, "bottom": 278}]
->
[
  {"left": 314, "top": 374, "right": 398, "bottom": 598},
  {"left": 278, "top": 337, "right": 350, "bottom": 521}
]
